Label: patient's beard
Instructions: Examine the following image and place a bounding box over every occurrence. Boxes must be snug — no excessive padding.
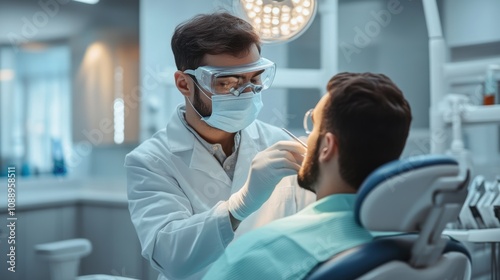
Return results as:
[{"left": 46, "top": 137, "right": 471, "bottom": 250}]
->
[{"left": 297, "top": 137, "right": 321, "bottom": 193}]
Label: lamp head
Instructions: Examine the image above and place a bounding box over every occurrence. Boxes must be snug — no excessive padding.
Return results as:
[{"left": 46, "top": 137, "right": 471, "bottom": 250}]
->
[{"left": 233, "top": 0, "right": 318, "bottom": 44}]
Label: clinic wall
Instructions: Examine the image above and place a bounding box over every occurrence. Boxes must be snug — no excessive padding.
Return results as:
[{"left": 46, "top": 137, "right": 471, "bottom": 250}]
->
[
  {"left": 336, "top": 0, "right": 430, "bottom": 129},
  {"left": 71, "top": 29, "right": 140, "bottom": 146},
  {"left": 443, "top": 0, "right": 500, "bottom": 48},
  {"left": 139, "top": 0, "right": 212, "bottom": 140},
  {"left": 286, "top": 16, "right": 323, "bottom": 132},
  {"left": 0, "top": 200, "right": 152, "bottom": 280}
]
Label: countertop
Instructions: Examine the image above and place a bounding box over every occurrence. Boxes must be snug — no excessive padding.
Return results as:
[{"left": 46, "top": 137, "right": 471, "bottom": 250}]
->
[{"left": 0, "top": 176, "right": 129, "bottom": 212}]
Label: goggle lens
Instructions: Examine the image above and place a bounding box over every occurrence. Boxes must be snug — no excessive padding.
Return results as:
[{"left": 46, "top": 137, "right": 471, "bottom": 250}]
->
[{"left": 213, "top": 67, "right": 273, "bottom": 95}]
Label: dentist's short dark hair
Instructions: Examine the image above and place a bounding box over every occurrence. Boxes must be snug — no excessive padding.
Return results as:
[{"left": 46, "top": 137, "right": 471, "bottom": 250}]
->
[
  {"left": 171, "top": 12, "right": 261, "bottom": 71},
  {"left": 322, "top": 72, "right": 412, "bottom": 189}
]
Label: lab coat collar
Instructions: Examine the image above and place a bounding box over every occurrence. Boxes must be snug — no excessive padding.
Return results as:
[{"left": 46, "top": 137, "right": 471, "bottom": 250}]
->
[
  {"left": 165, "top": 105, "right": 196, "bottom": 153},
  {"left": 166, "top": 104, "right": 261, "bottom": 187},
  {"left": 166, "top": 105, "right": 260, "bottom": 152}
]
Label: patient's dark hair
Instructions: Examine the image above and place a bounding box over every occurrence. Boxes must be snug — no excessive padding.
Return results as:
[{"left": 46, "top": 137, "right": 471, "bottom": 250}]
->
[
  {"left": 171, "top": 12, "right": 261, "bottom": 71},
  {"left": 322, "top": 72, "right": 412, "bottom": 189}
]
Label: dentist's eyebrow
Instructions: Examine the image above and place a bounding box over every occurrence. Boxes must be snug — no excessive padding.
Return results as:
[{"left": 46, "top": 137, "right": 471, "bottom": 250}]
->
[
  {"left": 219, "top": 69, "right": 265, "bottom": 79},
  {"left": 251, "top": 69, "right": 265, "bottom": 77}
]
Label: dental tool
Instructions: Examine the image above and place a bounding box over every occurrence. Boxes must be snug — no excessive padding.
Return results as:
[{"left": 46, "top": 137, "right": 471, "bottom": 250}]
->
[{"left": 282, "top": 128, "right": 308, "bottom": 148}]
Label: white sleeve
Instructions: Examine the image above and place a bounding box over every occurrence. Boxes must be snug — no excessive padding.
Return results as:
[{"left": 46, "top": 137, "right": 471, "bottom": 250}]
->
[{"left": 125, "top": 152, "right": 234, "bottom": 279}]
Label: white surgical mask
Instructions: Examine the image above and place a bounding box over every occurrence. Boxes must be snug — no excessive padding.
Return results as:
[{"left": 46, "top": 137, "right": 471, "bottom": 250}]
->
[{"left": 187, "top": 82, "right": 263, "bottom": 133}]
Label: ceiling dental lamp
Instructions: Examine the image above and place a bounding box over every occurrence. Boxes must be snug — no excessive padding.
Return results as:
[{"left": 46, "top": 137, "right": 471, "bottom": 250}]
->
[{"left": 233, "top": 0, "right": 318, "bottom": 44}]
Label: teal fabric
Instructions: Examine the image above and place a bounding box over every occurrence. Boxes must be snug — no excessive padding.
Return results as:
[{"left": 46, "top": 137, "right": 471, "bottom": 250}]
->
[{"left": 204, "top": 194, "right": 374, "bottom": 280}]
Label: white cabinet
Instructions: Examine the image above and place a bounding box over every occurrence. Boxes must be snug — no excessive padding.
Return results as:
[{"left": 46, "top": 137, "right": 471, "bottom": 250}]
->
[
  {"left": 79, "top": 204, "right": 143, "bottom": 278},
  {"left": 0, "top": 206, "right": 76, "bottom": 280},
  {"left": 0, "top": 202, "right": 157, "bottom": 280}
]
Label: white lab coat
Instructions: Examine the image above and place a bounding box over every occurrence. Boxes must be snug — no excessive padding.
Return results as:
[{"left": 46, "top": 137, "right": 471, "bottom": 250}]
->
[{"left": 125, "top": 105, "right": 315, "bottom": 280}]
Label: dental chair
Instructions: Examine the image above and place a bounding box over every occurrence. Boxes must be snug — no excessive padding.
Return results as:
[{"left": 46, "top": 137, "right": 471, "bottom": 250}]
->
[{"left": 306, "top": 155, "right": 472, "bottom": 280}]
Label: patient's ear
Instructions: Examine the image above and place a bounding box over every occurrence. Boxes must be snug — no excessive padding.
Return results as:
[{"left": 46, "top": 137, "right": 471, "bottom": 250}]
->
[
  {"left": 319, "top": 132, "right": 337, "bottom": 163},
  {"left": 174, "top": 71, "right": 192, "bottom": 97}
]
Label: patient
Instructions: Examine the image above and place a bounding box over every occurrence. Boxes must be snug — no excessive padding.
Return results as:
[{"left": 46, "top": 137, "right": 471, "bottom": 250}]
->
[{"left": 203, "top": 72, "right": 412, "bottom": 280}]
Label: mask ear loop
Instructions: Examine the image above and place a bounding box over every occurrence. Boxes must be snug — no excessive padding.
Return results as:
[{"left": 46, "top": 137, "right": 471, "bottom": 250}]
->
[
  {"left": 185, "top": 76, "right": 212, "bottom": 119},
  {"left": 188, "top": 76, "right": 213, "bottom": 100},
  {"left": 185, "top": 95, "right": 203, "bottom": 119}
]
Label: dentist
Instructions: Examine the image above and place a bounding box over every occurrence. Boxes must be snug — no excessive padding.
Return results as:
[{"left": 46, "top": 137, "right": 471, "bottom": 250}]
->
[{"left": 125, "top": 12, "right": 315, "bottom": 280}]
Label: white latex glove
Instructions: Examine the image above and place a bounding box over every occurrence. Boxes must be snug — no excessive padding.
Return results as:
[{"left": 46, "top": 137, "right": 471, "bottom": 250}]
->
[{"left": 228, "top": 140, "right": 306, "bottom": 221}]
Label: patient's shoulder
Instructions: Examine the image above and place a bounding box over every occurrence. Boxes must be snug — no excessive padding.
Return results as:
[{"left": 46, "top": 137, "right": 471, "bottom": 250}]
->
[{"left": 231, "top": 214, "right": 317, "bottom": 251}]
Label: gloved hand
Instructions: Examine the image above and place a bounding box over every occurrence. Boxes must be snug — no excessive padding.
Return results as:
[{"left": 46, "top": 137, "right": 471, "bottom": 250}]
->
[{"left": 228, "top": 140, "right": 306, "bottom": 221}]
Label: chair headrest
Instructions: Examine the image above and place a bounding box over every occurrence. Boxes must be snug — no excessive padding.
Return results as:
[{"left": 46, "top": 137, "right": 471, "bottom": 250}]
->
[{"left": 354, "top": 155, "right": 463, "bottom": 232}]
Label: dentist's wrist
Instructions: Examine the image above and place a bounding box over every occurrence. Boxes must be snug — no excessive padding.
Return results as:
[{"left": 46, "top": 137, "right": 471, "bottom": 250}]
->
[{"left": 227, "top": 191, "right": 248, "bottom": 222}]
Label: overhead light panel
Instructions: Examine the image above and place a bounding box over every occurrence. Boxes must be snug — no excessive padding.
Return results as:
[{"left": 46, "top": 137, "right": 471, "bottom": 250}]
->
[
  {"left": 73, "top": 0, "right": 99, "bottom": 4},
  {"left": 234, "top": 0, "right": 317, "bottom": 44}
]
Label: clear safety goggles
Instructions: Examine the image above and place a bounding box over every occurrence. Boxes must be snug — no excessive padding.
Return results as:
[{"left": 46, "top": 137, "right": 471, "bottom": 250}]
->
[
  {"left": 184, "top": 57, "right": 276, "bottom": 96},
  {"left": 304, "top": 109, "right": 314, "bottom": 134}
]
